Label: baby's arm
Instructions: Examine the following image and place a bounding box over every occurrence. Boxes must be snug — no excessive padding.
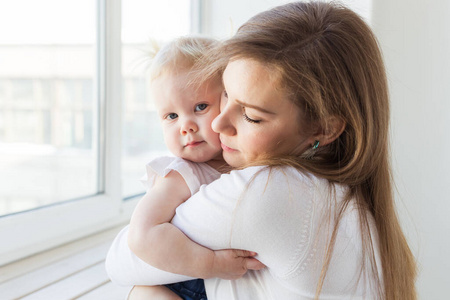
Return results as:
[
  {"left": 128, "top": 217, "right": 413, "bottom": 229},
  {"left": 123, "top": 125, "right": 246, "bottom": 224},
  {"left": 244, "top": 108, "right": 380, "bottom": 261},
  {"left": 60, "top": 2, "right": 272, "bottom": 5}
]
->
[
  {"left": 128, "top": 170, "right": 190, "bottom": 240},
  {"left": 127, "top": 170, "right": 264, "bottom": 279}
]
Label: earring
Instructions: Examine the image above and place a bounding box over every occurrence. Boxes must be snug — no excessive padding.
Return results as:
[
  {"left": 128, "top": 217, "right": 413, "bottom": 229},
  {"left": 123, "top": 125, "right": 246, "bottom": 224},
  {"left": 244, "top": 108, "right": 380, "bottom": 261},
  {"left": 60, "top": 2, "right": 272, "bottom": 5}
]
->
[{"left": 312, "top": 140, "right": 320, "bottom": 150}]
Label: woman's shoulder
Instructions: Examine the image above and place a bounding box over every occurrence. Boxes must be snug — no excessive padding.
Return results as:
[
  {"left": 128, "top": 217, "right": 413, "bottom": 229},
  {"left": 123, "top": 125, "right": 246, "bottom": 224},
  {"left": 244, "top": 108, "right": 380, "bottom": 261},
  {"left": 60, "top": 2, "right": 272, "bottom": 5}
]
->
[
  {"left": 214, "top": 166, "right": 328, "bottom": 205},
  {"left": 227, "top": 165, "right": 320, "bottom": 187},
  {"left": 225, "top": 166, "right": 352, "bottom": 213}
]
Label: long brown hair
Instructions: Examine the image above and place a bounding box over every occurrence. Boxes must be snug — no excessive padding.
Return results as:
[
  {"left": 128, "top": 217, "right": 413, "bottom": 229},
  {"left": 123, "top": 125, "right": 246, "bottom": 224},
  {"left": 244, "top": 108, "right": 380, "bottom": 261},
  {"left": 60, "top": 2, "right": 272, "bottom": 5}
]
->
[{"left": 197, "top": 1, "right": 417, "bottom": 299}]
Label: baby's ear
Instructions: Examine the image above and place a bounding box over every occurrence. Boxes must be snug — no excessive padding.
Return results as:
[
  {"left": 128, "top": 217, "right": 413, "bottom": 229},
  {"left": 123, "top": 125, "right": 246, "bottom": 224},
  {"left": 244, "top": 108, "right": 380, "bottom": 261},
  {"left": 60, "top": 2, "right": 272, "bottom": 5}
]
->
[{"left": 314, "top": 116, "right": 346, "bottom": 147}]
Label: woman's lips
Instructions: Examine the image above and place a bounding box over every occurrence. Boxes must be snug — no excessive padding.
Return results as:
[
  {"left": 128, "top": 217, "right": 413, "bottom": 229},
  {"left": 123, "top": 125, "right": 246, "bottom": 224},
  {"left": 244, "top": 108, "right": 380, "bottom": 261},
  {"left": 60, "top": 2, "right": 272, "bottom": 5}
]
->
[{"left": 221, "top": 143, "right": 237, "bottom": 152}]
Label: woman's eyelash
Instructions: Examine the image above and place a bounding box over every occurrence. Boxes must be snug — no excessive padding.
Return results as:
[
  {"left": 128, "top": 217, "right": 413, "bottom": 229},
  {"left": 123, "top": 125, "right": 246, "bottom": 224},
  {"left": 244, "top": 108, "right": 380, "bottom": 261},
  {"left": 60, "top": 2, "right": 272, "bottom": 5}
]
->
[{"left": 243, "top": 112, "right": 260, "bottom": 124}]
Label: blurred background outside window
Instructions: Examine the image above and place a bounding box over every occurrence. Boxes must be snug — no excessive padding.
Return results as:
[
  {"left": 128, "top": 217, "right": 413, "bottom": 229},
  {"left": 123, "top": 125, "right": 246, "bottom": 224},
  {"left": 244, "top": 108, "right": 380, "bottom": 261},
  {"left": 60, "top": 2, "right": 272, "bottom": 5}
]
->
[
  {"left": 121, "top": 0, "right": 190, "bottom": 198},
  {"left": 0, "top": 0, "right": 191, "bottom": 216},
  {"left": 0, "top": 0, "right": 98, "bottom": 216}
]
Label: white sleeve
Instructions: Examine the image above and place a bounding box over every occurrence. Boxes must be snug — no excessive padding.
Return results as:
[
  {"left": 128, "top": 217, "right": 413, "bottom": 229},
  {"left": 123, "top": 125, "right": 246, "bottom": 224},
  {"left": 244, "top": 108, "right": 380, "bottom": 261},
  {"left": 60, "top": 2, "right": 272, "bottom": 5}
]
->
[
  {"left": 171, "top": 166, "right": 265, "bottom": 250},
  {"left": 106, "top": 166, "right": 313, "bottom": 286},
  {"left": 104, "top": 168, "right": 256, "bottom": 286},
  {"left": 105, "top": 225, "right": 195, "bottom": 286},
  {"left": 140, "top": 156, "right": 201, "bottom": 196},
  {"left": 172, "top": 166, "right": 314, "bottom": 279}
]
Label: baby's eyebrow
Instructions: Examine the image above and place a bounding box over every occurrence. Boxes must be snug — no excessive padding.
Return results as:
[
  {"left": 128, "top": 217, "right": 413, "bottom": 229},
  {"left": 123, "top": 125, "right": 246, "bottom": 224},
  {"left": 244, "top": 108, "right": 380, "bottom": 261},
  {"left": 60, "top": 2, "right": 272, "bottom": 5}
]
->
[{"left": 235, "top": 99, "right": 275, "bottom": 114}]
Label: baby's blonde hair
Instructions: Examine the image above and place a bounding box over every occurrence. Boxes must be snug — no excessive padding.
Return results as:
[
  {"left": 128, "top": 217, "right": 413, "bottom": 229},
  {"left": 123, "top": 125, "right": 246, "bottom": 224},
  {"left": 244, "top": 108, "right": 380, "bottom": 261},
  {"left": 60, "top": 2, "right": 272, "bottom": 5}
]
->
[{"left": 147, "top": 36, "right": 218, "bottom": 81}]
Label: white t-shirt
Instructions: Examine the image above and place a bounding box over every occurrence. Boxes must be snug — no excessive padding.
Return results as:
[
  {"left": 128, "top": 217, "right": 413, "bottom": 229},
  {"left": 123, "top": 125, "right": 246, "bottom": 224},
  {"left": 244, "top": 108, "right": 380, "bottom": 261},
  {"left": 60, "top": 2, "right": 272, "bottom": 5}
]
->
[
  {"left": 106, "top": 160, "right": 382, "bottom": 299},
  {"left": 140, "top": 155, "right": 221, "bottom": 194}
]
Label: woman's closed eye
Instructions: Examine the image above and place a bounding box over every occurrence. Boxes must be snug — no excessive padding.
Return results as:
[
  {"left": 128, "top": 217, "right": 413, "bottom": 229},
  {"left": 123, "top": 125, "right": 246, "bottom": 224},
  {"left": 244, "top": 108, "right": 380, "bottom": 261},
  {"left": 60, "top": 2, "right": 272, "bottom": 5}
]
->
[{"left": 242, "top": 108, "right": 261, "bottom": 124}]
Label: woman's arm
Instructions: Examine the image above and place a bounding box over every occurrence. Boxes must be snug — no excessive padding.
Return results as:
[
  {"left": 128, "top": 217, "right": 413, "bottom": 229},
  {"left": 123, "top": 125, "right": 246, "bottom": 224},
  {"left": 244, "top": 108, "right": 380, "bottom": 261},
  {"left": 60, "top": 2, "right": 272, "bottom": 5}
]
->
[
  {"left": 105, "top": 225, "right": 195, "bottom": 286},
  {"left": 128, "top": 170, "right": 264, "bottom": 280}
]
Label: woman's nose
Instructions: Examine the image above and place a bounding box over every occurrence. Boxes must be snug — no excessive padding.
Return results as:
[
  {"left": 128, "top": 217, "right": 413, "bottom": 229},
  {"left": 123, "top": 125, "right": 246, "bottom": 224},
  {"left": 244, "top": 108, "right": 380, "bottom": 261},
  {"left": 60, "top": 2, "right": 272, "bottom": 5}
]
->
[
  {"left": 212, "top": 109, "right": 236, "bottom": 136},
  {"left": 180, "top": 119, "right": 198, "bottom": 135}
]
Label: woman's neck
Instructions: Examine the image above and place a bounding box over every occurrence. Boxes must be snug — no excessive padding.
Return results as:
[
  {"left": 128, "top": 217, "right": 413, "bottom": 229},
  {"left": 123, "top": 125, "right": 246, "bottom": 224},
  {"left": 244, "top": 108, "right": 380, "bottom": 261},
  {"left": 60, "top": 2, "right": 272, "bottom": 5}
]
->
[{"left": 205, "top": 157, "right": 232, "bottom": 174}]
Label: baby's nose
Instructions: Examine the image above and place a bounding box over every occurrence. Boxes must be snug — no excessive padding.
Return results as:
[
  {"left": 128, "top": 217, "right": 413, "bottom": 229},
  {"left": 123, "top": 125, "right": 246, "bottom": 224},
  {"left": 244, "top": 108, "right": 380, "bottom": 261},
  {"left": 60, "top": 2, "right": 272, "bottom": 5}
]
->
[{"left": 180, "top": 120, "right": 198, "bottom": 135}]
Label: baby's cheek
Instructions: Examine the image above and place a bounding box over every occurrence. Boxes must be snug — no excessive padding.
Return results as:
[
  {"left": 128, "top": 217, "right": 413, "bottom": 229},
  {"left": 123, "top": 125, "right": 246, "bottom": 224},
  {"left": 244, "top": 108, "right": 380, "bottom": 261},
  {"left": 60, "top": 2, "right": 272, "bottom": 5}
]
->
[
  {"left": 164, "top": 134, "right": 181, "bottom": 156},
  {"left": 209, "top": 131, "right": 222, "bottom": 150}
]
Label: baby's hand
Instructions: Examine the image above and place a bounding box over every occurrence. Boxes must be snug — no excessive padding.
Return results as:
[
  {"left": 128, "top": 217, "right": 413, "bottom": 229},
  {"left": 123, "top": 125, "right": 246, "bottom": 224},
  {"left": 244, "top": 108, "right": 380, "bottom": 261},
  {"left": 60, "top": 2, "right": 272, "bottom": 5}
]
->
[{"left": 209, "top": 249, "right": 265, "bottom": 280}]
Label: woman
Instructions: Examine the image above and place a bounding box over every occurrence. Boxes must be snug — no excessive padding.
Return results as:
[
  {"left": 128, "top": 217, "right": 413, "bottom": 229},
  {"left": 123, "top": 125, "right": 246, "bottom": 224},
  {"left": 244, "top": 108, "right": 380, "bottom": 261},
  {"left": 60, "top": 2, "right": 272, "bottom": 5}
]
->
[{"left": 106, "top": 2, "right": 417, "bottom": 299}]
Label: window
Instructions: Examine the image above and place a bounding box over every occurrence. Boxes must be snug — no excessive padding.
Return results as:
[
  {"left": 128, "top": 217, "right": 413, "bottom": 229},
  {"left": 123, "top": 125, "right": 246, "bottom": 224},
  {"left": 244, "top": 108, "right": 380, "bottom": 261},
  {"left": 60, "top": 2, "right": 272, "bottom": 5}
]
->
[
  {"left": 0, "top": 0, "right": 198, "bottom": 265},
  {"left": 0, "top": 0, "right": 98, "bottom": 216},
  {"left": 121, "top": 0, "right": 192, "bottom": 198}
]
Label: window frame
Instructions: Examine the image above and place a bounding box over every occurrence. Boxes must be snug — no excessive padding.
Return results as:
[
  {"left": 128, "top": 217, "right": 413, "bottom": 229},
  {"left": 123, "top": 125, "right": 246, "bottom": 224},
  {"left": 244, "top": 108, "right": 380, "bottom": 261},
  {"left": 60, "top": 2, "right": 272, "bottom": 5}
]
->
[
  {"left": 0, "top": 0, "right": 202, "bottom": 265},
  {"left": 0, "top": 0, "right": 122, "bottom": 265}
]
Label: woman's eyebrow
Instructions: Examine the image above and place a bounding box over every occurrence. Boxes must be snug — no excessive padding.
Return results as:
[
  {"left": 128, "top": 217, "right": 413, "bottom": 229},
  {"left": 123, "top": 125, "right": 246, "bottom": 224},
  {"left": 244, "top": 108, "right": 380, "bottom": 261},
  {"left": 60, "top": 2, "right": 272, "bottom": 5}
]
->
[{"left": 235, "top": 99, "right": 275, "bottom": 114}]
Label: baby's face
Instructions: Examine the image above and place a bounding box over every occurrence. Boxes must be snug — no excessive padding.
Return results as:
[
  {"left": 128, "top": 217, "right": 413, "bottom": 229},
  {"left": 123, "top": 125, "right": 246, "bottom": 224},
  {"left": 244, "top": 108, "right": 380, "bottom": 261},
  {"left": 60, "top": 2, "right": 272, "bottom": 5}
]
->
[{"left": 152, "top": 71, "right": 222, "bottom": 163}]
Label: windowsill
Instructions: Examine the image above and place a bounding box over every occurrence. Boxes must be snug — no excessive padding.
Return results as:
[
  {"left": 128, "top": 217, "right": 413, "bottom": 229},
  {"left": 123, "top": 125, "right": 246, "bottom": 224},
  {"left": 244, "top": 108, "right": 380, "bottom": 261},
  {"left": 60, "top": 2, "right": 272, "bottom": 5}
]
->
[{"left": 0, "top": 224, "right": 131, "bottom": 299}]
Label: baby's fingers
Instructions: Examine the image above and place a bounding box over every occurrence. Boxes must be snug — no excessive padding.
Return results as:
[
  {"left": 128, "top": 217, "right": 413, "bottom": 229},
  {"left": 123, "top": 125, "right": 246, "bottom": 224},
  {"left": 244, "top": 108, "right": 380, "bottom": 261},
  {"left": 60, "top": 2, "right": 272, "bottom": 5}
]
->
[
  {"left": 245, "top": 258, "right": 266, "bottom": 271},
  {"left": 233, "top": 249, "right": 257, "bottom": 258},
  {"left": 232, "top": 249, "right": 265, "bottom": 270}
]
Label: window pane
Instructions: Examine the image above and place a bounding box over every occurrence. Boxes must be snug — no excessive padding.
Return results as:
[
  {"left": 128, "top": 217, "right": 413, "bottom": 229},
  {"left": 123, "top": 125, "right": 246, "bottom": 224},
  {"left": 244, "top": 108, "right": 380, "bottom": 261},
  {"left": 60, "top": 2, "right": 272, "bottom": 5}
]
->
[
  {"left": 121, "top": 0, "right": 191, "bottom": 197},
  {"left": 0, "top": 0, "right": 98, "bottom": 216}
]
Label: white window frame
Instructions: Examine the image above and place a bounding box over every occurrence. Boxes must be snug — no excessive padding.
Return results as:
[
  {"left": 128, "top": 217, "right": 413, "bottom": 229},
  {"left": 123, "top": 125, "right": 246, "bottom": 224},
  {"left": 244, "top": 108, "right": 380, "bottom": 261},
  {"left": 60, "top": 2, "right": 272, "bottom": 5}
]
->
[
  {"left": 0, "top": 0, "right": 122, "bottom": 266},
  {"left": 0, "top": 0, "right": 205, "bottom": 266}
]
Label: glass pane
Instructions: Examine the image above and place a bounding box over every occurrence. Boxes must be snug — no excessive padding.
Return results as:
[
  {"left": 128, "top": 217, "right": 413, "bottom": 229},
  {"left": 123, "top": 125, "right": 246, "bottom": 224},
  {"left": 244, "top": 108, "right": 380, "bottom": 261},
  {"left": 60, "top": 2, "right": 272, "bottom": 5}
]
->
[
  {"left": 0, "top": 0, "right": 98, "bottom": 216},
  {"left": 121, "top": 0, "right": 191, "bottom": 197}
]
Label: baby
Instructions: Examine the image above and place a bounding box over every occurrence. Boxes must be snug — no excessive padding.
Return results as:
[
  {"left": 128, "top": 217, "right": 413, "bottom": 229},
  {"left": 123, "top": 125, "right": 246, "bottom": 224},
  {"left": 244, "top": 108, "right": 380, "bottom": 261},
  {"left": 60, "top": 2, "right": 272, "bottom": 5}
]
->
[{"left": 108, "top": 36, "right": 263, "bottom": 300}]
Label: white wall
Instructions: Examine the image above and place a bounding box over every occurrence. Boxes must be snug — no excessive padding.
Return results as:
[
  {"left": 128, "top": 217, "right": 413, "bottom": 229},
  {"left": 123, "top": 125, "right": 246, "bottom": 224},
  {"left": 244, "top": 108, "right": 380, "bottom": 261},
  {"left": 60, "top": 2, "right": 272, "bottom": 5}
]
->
[
  {"left": 372, "top": 0, "right": 450, "bottom": 299},
  {"left": 203, "top": 0, "right": 372, "bottom": 38},
  {"left": 202, "top": 0, "right": 289, "bottom": 38},
  {"left": 205, "top": 0, "right": 450, "bottom": 298}
]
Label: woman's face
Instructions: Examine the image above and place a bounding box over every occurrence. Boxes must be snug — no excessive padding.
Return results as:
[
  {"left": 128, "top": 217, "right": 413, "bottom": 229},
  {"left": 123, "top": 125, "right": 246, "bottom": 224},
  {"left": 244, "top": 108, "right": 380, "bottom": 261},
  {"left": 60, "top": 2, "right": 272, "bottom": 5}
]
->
[{"left": 212, "top": 58, "right": 313, "bottom": 167}]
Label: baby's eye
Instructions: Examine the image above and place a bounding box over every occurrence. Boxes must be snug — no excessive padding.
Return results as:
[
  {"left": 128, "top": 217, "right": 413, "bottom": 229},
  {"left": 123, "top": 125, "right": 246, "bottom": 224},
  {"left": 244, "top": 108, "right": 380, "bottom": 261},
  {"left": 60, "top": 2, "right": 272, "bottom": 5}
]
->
[
  {"left": 166, "top": 113, "right": 178, "bottom": 120},
  {"left": 195, "top": 103, "right": 208, "bottom": 112}
]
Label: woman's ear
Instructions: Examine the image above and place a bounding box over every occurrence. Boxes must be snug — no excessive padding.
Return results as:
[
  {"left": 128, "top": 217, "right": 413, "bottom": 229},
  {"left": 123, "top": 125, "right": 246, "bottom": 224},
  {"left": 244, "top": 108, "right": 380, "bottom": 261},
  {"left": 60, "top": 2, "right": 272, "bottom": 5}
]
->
[{"left": 313, "top": 116, "right": 346, "bottom": 147}]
